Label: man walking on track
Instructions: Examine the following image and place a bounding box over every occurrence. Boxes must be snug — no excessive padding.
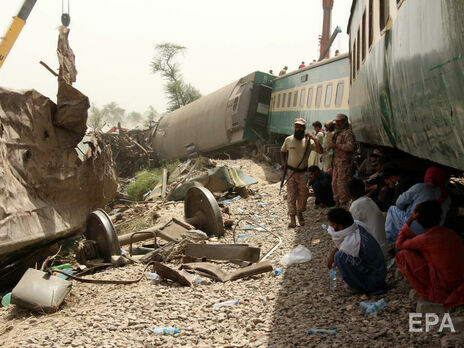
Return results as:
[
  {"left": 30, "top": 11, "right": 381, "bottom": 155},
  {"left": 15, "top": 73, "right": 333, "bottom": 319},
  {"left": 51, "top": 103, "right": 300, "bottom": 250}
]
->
[{"left": 281, "top": 118, "right": 322, "bottom": 228}]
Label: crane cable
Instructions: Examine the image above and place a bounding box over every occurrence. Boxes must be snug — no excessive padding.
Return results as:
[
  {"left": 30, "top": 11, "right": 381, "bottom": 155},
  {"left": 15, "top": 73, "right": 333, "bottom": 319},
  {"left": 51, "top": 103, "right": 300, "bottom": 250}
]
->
[{"left": 61, "top": 0, "right": 71, "bottom": 27}]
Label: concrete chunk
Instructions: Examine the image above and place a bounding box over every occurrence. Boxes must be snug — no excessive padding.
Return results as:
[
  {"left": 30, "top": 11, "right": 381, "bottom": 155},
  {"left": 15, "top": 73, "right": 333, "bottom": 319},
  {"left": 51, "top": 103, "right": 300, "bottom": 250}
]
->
[{"left": 416, "top": 298, "right": 444, "bottom": 314}]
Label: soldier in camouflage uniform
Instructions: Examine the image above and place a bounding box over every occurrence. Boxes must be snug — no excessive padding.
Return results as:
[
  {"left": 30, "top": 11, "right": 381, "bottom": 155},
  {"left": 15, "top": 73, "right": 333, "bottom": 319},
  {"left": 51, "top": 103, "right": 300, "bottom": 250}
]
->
[
  {"left": 327, "top": 114, "right": 355, "bottom": 207},
  {"left": 281, "top": 118, "right": 322, "bottom": 227}
]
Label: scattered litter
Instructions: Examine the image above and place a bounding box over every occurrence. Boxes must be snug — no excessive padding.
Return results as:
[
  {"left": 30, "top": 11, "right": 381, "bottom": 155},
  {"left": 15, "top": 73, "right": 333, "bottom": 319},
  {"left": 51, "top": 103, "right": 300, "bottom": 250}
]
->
[
  {"left": 321, "top": 224, "right": 328, "bottom": 230},
  {"left": 269, "top": 215, "right": 278, "bottom": 219},
  {"left": 146, "top": 272, "right": 159, "bottom": 280},
  {"left": 213, "top": 300, "right": 239, "bottom": 309},
  {"left": 273, "top": 267, "right": 283, "bottom": 276},
  {"left": 222, "top": 200, "right": 231, "bottom": 206},
  {"left": 231, "top": 196, "right": 241, "bottom": 201},
  {"left": 312, "top": 239, "right": 321, "bottom": 245},
  {"left": 256, "top": 202, "right": 266, "bottom": 207},
  {"left": 329, "top": 265, "right": 337, "bottom": 290},
  {"left": 1, "top": 293, "right": 11, "bottom": 307},
  {"left": 208, "top": 237, "right": 218, "bottom": 242},
  {"left": 152, "top": 327, "right": 179, "bottom": 335},
  {"left": 237, "top": 208, "right": 245, "bottom": 214},
  {"left": 50, "top": 264, "right": 73, "bottom": 280},
  {"left": 308, "top": 327, "right": 337, "bottom": 335},
  {"left": 360, "top": 298, "right": 387, "bottom": 315},
  {"left": 280, "top": 245, "right": 312, "bottom": 266}
]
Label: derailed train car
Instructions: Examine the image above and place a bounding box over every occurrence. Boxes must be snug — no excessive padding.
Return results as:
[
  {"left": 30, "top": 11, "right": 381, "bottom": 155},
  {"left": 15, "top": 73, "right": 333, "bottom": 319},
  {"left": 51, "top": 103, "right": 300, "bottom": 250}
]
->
[
  {"left": 268, "top": 53, "right": 350, "bottom": 137},
  {"left": 348, "top": 0, "right": 464, "bottom": 170},
  {"left": 152, "top": 71, "right": 275, "bottom": 160}
]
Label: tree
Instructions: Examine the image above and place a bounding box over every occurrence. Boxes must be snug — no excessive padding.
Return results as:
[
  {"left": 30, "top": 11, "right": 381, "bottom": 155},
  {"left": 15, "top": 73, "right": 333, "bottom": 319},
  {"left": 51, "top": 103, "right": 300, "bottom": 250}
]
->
[
  {"left": 128, "top": 111, "right": 143, "bottom": 126},
  {"left": 87, "top": 103, "right": 105, "bottom": 130},
  {"left": 102, "top": 102, "right": 125, "bottom": 126},
  {"left": 144, "top": 105, "right": 160, "bottom": 128},
  {"left": 151, "top": 42, "right": 201, "bottom": 112}
]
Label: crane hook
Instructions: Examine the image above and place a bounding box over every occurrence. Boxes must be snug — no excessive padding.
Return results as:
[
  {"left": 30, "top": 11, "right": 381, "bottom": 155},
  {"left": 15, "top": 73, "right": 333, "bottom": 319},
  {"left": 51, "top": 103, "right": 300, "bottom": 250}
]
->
[{"left": 61, "top": 0, "right": 70, "bottom": 27}]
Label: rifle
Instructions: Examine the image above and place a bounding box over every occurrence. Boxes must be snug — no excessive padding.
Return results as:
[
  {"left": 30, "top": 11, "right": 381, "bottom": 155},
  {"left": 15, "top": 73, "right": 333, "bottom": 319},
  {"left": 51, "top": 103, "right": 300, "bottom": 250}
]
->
[
  {"left": 279, "top": 161, "right": 287, "bottom": 195},
  {"left": 279, "top": 135, "right": 311, "bottom": 195}
]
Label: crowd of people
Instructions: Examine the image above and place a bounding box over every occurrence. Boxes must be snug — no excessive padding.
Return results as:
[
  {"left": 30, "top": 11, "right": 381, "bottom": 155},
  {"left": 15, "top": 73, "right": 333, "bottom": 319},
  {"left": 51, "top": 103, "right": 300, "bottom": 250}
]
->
[{"left": 280, "top": 116, "right": 464, "bottom": 308}]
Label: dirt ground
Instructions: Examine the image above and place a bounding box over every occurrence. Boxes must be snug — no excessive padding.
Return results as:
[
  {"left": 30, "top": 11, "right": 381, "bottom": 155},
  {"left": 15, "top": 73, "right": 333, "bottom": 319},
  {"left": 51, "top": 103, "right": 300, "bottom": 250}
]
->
[{"left": 0, "top": 159, "right": 462, "bottom": 347}]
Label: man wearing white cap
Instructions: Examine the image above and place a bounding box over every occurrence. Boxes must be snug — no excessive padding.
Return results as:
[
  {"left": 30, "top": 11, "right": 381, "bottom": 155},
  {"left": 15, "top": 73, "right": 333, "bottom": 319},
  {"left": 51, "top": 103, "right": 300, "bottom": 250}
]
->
[{"left": 281, "top": 118, "right": 322, "bottom": 227}]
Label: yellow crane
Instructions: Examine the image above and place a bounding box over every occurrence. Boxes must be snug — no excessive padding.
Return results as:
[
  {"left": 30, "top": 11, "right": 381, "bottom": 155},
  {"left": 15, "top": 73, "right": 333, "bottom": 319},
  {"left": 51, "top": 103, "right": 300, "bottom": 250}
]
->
[{"left": 0, "top": 0, "right": 70, "bottom": 70}]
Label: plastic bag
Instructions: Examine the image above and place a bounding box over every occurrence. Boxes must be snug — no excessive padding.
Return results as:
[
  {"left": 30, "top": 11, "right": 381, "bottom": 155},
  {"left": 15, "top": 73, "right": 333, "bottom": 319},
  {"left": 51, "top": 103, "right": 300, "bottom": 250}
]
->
[{"left": 280, "top": 245, "right": 312, "bottom": 265}]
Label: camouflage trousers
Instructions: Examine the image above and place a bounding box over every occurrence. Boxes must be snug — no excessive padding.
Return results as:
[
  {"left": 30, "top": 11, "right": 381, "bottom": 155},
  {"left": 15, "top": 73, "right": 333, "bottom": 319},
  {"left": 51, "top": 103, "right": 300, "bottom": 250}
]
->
[
  {"left": 286, "top": 170, "right": 309, "bottom": 216},
  {"left": 332, "top": 160, "right": 352, "bottom": 205}
]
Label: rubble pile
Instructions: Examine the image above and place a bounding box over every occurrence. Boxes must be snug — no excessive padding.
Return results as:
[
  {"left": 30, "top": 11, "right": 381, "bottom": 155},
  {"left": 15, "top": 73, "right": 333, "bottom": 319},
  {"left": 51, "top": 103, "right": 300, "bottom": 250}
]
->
[
  {"left": 0, "top": 159, "right": 462, "bottom": 347},
  {"left": 99, "top": 126, "right": 156, "bottom": 178}
]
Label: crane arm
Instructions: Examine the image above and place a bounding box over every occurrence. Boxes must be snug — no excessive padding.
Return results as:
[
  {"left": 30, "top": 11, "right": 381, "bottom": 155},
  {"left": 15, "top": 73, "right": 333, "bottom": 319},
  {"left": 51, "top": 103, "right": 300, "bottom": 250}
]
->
[{"left": 0, "top": 0, "right": 38, "bottom": 70}]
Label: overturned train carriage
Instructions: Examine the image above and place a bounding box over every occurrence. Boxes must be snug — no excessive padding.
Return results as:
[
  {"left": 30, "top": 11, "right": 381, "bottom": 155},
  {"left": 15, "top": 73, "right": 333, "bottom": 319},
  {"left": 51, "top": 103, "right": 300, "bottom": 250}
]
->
[
  {"left": 152, "top": 71, "right": 274, "bottom": 160},
  {"left": 348, "top": 0, "right": 464, "bottom": 170}
]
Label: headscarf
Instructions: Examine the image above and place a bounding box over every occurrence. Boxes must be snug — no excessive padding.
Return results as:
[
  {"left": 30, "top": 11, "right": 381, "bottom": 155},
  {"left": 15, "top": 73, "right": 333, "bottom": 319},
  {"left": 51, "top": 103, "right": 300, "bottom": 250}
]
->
[
  {"left": 328, "top": 222, "right": 360, "bottom": 258},
  {"left": 424, "top": 166, "right": 448, "bottom": 202}
]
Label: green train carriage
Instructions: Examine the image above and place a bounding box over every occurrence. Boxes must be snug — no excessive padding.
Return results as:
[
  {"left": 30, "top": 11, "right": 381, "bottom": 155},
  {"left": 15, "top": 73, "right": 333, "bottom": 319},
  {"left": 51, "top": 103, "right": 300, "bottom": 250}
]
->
[
  {"left": 348, "top": 0, "right": 464, "bottom": 170},
  {"left": 268, "top": 53, "right": 350, "bottom": 137}
]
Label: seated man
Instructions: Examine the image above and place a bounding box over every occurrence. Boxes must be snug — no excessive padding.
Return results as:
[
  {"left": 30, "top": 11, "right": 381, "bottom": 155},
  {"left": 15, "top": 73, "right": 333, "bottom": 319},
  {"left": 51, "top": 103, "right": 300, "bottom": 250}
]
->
[
  {"left": 385, "top": 166, "right": 451, "bottom": 244},
  {"left": 396, "top": 201, "right": 464, "bottom": 309},
  {"left": 348, "top": 179, "right": 388, "bottom": 258},
  {"left": 327, "top": 208, "right": 388, "bottom": 295},
  {"left": 308, "top": 165, "right": 335, "bottom": 208}
]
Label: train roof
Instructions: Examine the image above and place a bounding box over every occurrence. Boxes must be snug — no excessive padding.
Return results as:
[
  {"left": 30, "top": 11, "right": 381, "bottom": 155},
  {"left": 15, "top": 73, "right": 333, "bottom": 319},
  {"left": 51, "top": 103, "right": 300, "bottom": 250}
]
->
[{"left": 274, "top": 52, "right": 349, "bottom": 81}]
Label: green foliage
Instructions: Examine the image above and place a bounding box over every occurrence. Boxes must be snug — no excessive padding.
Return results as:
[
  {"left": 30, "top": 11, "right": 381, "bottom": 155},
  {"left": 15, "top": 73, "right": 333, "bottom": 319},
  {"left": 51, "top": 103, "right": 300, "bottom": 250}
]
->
[
  {"left": 151, "top": 42, "right": 201, "bottom": 112},
  {"left": 126, "top": 160, "right": 180, "bottom": 201}
]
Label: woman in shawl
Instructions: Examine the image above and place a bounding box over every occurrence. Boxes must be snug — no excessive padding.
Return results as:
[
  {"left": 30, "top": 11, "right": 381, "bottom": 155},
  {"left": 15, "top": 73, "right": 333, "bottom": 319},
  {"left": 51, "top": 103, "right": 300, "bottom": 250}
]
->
[
  {"left": 385, "top": 166, "right": 451, "bottom": 244},
  {"left": 327, "top": 208, "right": 388, "bottom": 295}
]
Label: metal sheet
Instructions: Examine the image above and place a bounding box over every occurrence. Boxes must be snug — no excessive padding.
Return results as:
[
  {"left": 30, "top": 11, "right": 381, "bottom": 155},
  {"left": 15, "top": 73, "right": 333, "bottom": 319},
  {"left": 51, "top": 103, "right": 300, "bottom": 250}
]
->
[{"left": 185, "top": 243, "right": 260, "bottom": 263}]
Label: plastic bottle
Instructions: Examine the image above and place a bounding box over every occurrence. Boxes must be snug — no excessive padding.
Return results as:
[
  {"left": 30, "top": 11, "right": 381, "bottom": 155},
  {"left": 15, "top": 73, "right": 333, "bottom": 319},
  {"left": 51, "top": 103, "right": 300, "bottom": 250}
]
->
[
  {"left": 146, "top": 272, "right": 159, "bottom": 280},
  {"left": 152, "top": 326, "right": 179, "bottom": 335},
  {"left": 360, "top": 298, "right": 387, "bottom": 315},
  {"left": 329, "top": 265, "right": 337, "bottom": 290},
  {"left": 308, "top": 326, "right": 337, "bottom": 335},
  {"left": 193, "top": 275, "right": 202, "bottom": 285},
  {"left": 237, "top": 208, "right": 245, "bottom": 214},
  {"left": 321, "top": 224, "right": 328, "bottom": 231},
  {"left": 273, "top": 267, "right": 283, "bottom": 276},
  {"left": 213, "top": 300, "right": 239, "bottom": 309}
]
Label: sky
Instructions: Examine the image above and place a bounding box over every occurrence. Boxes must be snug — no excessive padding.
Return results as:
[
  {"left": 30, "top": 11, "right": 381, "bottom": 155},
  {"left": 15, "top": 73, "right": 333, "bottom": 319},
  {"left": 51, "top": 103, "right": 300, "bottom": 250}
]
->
[{"left": 0, "top": 0, "right": 352, "bottom": 115}]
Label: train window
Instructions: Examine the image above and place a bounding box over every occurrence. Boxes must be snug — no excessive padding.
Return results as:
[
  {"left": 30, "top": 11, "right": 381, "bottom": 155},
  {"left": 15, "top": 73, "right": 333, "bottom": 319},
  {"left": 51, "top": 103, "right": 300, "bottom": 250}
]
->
[
  {"left": 335, "top": 81, "right": 344, "bottom": 106},
  {"left": 287, "top": 92, "right": 292, "bottom": 107},
  {"left": 277, "top": 94, "right": 281, "bottom": 109},
  {"left": 300, "top": 89, "right": 306, "bottom": 107},
  {"left": 306, "top": 88, "right": 313, "bottom": 107},
  {"left": 282, "top": 93, "right": 286, "bottom": 108},
  {"left": 293, "top": 91, "right": 298, "bottom": 107},
  {"left": 369, "top": 0, "right": 373, "bottom": 48},
  {"left": 300, "top": 74, "right": 308, "bottom": 82},
  {"left": 233, "top": 97, "right": 239, "bottom": 112},
  {"left": 362, "top": 10, "right": 366, "bottom": 61},
  {"left": 315, "top": 85, "right": 323, "bottom": 108},
  {"left": 324, "top": 84, "right": 333, "bottom": 107},
  {"left": 356, "top": 29, "right": 360, "bottom": 72},
  {"left": 380, "top": 0, "right": 389, "bottom": 32}
]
